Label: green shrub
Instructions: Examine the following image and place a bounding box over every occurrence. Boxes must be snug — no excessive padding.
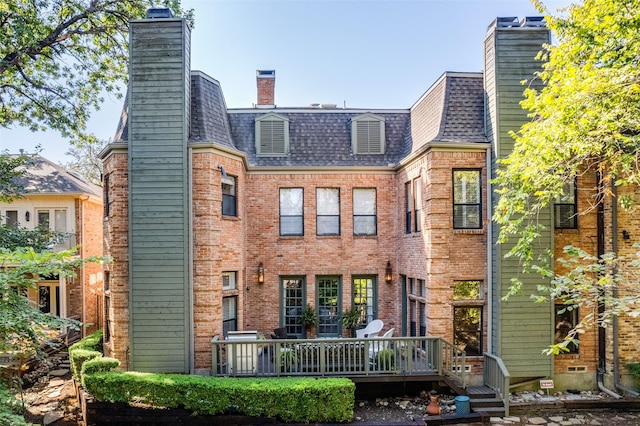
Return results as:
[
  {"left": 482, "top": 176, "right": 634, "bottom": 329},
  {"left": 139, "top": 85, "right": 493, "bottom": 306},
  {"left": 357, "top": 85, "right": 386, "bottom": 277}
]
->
[
  {"left": 83, "top": 372, "right": 354, "bottom": 423},
  {"left": 68, "top": 330, "right": 104, "bottom": 382},
  {"left": 80, "top": 357, "right": 120, "bottom": 389},
  {"left": 0, "top": 383, "right": 34, "bottom": 426},
  {"left": 626, "top": 363, "right": 640, "bottom": 391},
  {"left": 375, "top": 348, "right": 396, "bottom": 370}
]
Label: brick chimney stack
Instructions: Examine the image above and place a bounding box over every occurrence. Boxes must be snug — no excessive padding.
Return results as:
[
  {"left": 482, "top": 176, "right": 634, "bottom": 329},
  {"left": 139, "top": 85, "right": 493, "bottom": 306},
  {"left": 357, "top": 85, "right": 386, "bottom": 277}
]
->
[{"left": 256, "top": 70, "right": 275, "bottom": 106}]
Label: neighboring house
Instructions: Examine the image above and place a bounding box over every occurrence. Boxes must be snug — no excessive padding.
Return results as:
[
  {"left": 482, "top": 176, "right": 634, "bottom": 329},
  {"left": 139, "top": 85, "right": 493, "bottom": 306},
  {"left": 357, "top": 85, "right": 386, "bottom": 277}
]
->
[
  {"left": 0, "top": 155, "right": 104, "bottom": 337},
  {"left": 100, "top": 12, "right": 636, "bottom": 394}
]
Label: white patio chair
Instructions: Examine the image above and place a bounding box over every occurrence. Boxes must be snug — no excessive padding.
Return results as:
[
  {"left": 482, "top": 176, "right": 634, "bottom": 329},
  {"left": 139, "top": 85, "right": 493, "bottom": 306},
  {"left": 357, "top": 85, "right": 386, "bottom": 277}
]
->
[
  {"left": 369, "top": 328, "right": 395, "bottom": 360},
  {"left": 356, "top": 319, "right": 383, "bottom": 338}
]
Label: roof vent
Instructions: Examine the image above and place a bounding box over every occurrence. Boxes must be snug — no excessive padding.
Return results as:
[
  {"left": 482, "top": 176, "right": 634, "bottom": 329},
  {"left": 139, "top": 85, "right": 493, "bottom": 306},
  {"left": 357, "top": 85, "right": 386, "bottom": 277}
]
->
[
  {"left": 520, "top": 16, "right": 546, "bottom": 27},
  {"left": 146, "top": 8, "right": 173, "bottom": 19}
]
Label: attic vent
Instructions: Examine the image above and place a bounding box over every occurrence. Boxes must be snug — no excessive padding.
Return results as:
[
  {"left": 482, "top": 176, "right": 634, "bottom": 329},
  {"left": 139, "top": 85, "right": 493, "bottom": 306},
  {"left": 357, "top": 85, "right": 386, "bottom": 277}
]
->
[
  {"left": 351, "top": 113, "right": 385, "bottom": 154},
  {"left": 146, "top": 8, "right": 173, "bottom": 19},
  {"left": 255, "top": 113, "right": 289, "bottom": 156}
]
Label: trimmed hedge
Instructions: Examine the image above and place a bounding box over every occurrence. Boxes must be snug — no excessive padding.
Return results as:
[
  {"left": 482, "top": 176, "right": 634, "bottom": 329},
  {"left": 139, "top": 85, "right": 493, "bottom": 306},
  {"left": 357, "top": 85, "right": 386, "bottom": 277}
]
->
[
  {"left": 69, "top": 330, "right": 355, "bottom": 423},
  {"left": 83, "top": 372, "right": 354, "bottom": 423}
]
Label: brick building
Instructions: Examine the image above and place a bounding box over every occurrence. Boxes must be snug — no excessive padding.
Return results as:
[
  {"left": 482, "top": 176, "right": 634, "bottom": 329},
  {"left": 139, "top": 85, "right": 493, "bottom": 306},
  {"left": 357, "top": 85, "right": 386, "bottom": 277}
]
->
[
  {"left": 99, "top": 12, "right": 637, "bottom": 393},
  {"left": 0, "top": 155, "right": 104, "bottom": 337}
]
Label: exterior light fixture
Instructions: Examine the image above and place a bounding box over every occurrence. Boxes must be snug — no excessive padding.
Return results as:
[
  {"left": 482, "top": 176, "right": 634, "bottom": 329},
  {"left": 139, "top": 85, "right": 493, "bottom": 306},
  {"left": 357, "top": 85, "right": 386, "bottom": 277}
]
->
[
  {"left": 25, "top": 211, "right": 30, "bottom": 222},
  {"left": 385, "top": 261, "right": 392, "bottom": 284},
  {"left": 257, "top": 262, "right": 265, "bottom": 284},
  {"left": 623, "top": 230, "right": 631, "bottom": 240}
]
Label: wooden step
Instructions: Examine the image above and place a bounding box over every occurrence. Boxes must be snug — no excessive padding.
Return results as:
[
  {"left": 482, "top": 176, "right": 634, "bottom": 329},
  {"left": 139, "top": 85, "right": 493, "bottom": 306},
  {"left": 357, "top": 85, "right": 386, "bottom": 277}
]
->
[
  {"left": 473, "top": 406, "right": 505, "bottom": 417},
  {"left": 469, "top": 397, "right": 503, "bottom": 408},
  {"left": 465, "top": 385, "right": 496, "bottom": 399}
]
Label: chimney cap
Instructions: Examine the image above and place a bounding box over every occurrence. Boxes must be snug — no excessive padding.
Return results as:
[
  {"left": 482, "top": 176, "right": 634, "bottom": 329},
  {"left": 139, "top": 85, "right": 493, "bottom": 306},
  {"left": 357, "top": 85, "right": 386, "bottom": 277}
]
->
[
  {"left": 146, "top": 8, "right": 173, "bottom": 19},
  {"left": 489, "top": 16, "right": 518, "bottom": 30},
  {"left": 257, "top": 70, "right": 275, "bottom": 78},
  {"left": 520, "top": 16, "right": 546, "bottom": 27}
]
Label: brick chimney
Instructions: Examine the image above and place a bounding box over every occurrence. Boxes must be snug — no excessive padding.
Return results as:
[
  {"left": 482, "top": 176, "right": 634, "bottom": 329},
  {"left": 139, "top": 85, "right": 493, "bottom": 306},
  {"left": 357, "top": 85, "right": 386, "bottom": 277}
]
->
[{"left": 256, "top": 70, "right": 275, "bottom": 106}]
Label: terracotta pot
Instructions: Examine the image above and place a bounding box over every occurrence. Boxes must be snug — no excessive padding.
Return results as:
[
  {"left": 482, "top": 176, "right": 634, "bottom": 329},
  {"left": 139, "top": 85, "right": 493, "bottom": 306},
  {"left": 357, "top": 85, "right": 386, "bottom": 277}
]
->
[{"left": 426, "top": 394, "right": 440, "bottom": 415}]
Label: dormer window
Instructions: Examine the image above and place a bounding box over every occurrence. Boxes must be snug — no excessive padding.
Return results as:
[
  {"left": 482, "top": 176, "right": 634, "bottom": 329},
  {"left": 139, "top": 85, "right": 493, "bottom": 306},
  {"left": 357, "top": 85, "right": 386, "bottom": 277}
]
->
[
  {"left": 351, "top": 113, "right": 385, "bottom": 154},
  {"left": 255, "top": 112, "right": 289, "bottom": 156}
]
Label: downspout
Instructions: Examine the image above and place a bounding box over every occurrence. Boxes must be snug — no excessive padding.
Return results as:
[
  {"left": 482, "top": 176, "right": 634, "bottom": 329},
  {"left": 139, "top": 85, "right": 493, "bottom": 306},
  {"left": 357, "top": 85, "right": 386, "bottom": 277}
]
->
[
  {"left": 486, "top": 146, "right": 493, "bottom": 353},
  {"left": 597, "top": 173, "right": 623, "bottom": 399},
  {"left": 188, "top": 147, "right": 195, "bottom": 374},
  {"left": 611, "top": 184, "right": 639, "bottom": 397}
]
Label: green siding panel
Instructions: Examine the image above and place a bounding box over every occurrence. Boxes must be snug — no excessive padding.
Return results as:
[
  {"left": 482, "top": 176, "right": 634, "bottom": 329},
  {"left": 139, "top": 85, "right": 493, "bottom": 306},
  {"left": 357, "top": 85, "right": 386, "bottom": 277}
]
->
[
  {"left": 128, "top": 18, "right": 192, "bottom": 373},
  {"left": 487, "top": 24, "right": 553, "bottom": 378}
]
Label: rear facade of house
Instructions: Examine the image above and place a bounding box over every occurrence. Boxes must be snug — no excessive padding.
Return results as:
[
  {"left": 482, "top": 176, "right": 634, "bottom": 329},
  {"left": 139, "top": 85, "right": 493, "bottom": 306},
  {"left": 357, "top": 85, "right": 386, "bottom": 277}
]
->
[{"left": 100, "top": 13, "right": 638, "bottom": 392}]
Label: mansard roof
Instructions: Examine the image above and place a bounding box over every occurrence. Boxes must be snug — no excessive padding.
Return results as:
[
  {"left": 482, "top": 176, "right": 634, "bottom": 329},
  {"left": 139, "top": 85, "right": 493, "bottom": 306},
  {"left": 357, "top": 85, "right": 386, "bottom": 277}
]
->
[{"left": 111, "top": 70, "right": 487, "bottom": 166}]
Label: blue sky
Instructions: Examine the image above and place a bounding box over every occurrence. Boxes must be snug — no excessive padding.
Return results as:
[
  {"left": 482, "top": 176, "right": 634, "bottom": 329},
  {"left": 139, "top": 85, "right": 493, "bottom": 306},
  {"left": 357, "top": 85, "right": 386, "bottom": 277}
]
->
[{"left": 1, "top": 0, "right": 572, "bottom": 164}]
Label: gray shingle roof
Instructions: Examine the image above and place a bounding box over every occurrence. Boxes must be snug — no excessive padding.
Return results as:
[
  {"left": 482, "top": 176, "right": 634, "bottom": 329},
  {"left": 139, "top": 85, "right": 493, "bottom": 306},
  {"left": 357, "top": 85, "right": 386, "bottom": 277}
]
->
[
  {"left": 112, "top": 70, "right": 487, "bottom": 166},
  {"left": 13, "top": 155, "right": 102, "bottom": 197}
]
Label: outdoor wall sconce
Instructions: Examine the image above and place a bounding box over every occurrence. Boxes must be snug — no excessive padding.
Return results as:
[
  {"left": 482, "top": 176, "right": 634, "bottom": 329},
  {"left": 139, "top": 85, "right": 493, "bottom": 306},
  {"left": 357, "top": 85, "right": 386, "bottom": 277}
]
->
[
  {"left": 257, "top": 262, "right": 265, "bottom": 284},
  {"left": 385, "top": 261, "right": 393, "bottom": 284},
  {"left": 218, "top": 165, "right": 228, "bottom": 178},
  {"left": 623, "top": 230, "right": 631, "bottom": 240},
  {"left": 25, "top": 211, "right": 30, "bottom": 222}
]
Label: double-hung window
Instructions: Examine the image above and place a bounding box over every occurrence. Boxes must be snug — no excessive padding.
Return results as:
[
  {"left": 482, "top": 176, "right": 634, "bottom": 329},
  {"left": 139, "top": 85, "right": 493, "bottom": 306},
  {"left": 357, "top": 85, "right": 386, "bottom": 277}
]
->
[
  {"left": 3, "top": 210, "right": 18, "bottom": 227},
  {"left": 554, "top": 181, "right": 577, "bottom": 229},
  {"left": 222, "top": 175, "right": 237, "bottom": 217},
  {"left": 317, "top": 188, "right": 340, "bottom": 236},
  {"left": 555, "top": 304, "right": 579, "bottom": 354},
  {"left": 453, "top": 169, "right": 481, "bottom": 229},
  {"left": 453, "top": 280, "right": 483, "bottom": 356},
  {"left": 353, "top": 188, "right": 376, "bottom": 236},
  {"left": 280, "top": 188, "right": 303, "bottom": 236}
]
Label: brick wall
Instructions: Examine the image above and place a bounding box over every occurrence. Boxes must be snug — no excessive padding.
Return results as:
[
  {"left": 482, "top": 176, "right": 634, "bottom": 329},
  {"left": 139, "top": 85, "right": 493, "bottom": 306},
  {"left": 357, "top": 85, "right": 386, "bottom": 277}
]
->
[
  {"left": 102, "top": 151, "right": 130, "bottom": 366},
  {"left": 77, "top": 197, "right": 104, "bottom": 336}
]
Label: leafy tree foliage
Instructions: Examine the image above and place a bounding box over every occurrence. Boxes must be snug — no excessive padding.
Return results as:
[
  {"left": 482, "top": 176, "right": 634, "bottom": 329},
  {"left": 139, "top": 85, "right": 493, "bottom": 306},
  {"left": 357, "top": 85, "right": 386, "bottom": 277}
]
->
[
  {"left": 0, "top": 244, "right": 105, "bottom": 360},
  {"left": 62, "top": 137, "right": 107, "bottom": 186},
  {"left": 0, "top": 224, "right": 67, "bottom": 252},
  {"left": 0, "top": 0, "right": 193, "bottom": 142},
  {"left": 493, "top": 0, "right": 640, "bottom": 353},
  {"left": 0, "top": 152, "right": 30, "bottom": 202}
]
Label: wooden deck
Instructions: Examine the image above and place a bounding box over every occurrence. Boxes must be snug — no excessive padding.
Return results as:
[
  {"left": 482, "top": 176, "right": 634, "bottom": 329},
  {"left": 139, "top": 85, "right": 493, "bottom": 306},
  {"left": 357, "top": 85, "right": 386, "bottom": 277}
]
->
[{"left": 211, "top": 336, "right": 467, "bottom": 387}]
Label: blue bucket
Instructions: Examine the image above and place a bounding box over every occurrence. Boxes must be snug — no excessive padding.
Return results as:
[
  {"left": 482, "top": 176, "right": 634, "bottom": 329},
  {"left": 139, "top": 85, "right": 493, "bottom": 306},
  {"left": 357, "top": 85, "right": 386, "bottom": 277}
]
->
[{"left": 454, "top": 395, "right": 470, "bottom": 415}]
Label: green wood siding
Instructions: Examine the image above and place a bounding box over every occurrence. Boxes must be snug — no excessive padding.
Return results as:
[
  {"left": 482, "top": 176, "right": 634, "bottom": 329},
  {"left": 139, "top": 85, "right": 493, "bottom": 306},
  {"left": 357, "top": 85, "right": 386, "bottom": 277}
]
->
[
  {"left": 128, "top": 19, "right": 192, "bottom": 373},
  {"left": 486, "top": 24, "right": 553, "bottom": 378}
]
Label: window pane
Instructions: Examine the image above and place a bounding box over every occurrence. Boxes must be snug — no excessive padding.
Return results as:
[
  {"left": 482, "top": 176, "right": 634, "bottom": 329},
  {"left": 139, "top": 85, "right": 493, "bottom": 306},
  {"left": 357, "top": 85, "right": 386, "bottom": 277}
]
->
[
  {"left": 405, "top": 182, "right": 412, "bottom": 234},
  {"left": 354, "top": 216, "right": 376, "bottom": 235},
  {"left": 317, "top": 277, "right": 340, "bottom": 337},
  {"left": 54, "top": 210, "right": 66, "bottom": 232},
  {"left": 223, "top": 296, "right": 237, "bottom": 336},
  {"left": 454, "top": 307, "right": 482, "bottom": 356},
  {"left": 453, "top": 281, "right": 481, "bottom": 300},
  {"left": 283, "top": 278, "right": 304, "bottom": 337},
  {"left": 454, "top": 171, "right": 480, "bottom": 203},
  {"left": 280, "top": 188, "right": 303, "bottom": 215},
  {"left": 353, "top": 277, "right": 376, "bottom": 325},
  {"left": 280, "top": 216, "right": 303, "bottom": 236},
  {"left": 5, "top": 210, "right": 18, "bottom": 227},
  {"left": 353, "top": 188, "right": 376, "bottom": 215},
  {"left": 38, "top": 210, "right": 50, "bottom": 228},
  {"left": 317, "top": 188, "right": 339, "bottom": 215},
  {"left": 317, "top": 216, "right": 339, "bottom": 235},
  {"left": 454, "top": 205, "right": 480, "bottom": 228},
  {"left": 222, "top": 272, "right": 236, "bottom": 290},
  {"left": 555, "top": 305, "right": 579, "bottom": 354},
  {"left": 413, "top": 179, "right": 422, "bottom": 232}
]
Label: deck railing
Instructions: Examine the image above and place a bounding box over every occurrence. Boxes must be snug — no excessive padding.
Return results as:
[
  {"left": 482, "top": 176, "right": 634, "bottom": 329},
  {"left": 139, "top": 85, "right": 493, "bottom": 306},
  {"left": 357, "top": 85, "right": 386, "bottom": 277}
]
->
[
  {"left": 211, "top": 336, "right": 466, "bottom": 386},
  {"left": 483, "top": 352, "right": 510, "bottom": 416}
]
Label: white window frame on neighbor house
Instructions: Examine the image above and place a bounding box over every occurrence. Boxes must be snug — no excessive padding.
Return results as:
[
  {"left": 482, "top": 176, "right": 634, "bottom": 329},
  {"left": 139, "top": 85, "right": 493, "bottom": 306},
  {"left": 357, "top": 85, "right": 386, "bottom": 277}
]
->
[
  {"left": 2, "top": 209, "right": 19, "bottom": 227},
  {"left": 351, "top": 113, "right": 385, "bottom": 154},
  {"left": 316, "top": 188, "right": 340, "bottom": 236},
  {"left": 280, "top": 188, "right": 304, "bottom": 236},
  {"left": 453, "top": 169, "right": 482, "bottom": 229},
  {"left": 36, "top": 208, "right": 68, "bottom": 233},
  {"left": 255, "top": 112, "right": 289, "bottom": 156},
  {"left": 353, "top": 188, "right": 377, "bottom": 236}
]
